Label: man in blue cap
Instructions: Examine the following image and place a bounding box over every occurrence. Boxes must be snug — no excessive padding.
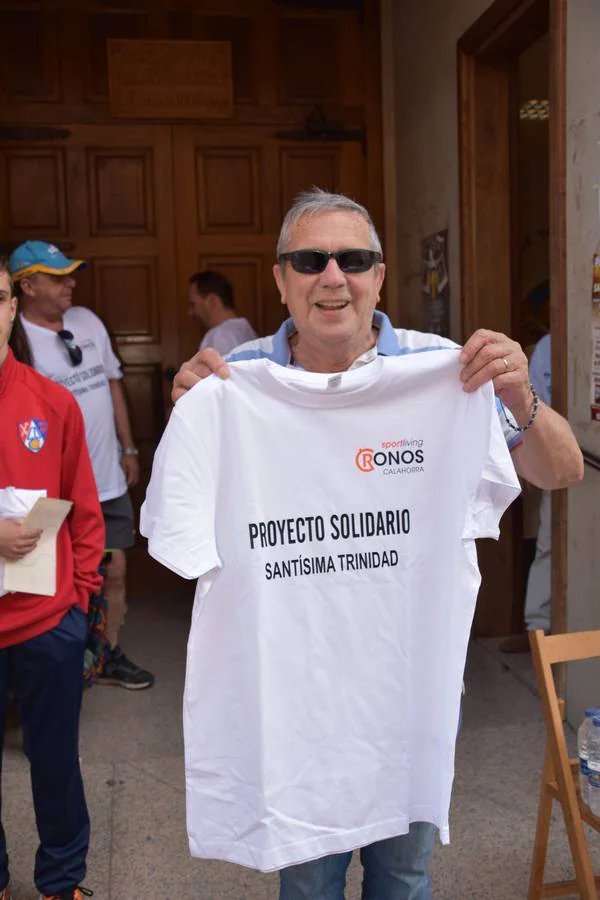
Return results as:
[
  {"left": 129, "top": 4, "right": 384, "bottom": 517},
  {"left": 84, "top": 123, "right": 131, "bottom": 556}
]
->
[{"left": 8, "top": 241, "right": 154, "bottom": 691}]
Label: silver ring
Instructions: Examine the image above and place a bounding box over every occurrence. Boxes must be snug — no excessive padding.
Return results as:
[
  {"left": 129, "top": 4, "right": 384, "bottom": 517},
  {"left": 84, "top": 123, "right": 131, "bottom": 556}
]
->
[{"left": 503, "top": 358, "right": 509, "bottom": 371}]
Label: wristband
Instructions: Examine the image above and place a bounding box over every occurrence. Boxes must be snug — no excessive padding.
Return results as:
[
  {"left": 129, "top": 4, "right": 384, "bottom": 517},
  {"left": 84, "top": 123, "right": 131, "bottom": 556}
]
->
[{"left": 503, "top": 384, "right": 540, "bottom": 434}]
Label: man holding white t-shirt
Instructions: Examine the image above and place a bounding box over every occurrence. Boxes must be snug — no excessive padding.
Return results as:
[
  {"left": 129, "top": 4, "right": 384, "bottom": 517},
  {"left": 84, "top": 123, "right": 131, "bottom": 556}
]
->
[
  {"left": 162, "top": 189, "right": 583, "bottom": 900},
  {"left": 8, "top": 241, "right": 154, "bottom": 691}
]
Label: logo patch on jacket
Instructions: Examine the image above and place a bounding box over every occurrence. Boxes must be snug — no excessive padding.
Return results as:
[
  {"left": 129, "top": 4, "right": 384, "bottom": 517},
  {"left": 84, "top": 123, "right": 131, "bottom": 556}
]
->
[{"left": 18, "top": 419, "right": 48, "bottom": 453}]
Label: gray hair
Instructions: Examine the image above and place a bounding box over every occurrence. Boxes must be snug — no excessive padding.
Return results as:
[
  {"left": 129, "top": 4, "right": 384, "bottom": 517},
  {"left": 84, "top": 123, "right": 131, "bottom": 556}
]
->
[{"left": 276, "top": 188, "right": 383, "bottom": 258}]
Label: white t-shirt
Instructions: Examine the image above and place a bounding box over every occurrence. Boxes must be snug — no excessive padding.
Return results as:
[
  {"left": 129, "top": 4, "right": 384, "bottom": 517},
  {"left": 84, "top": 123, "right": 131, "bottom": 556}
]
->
[
  {"left": 141, "top": 352, "right": 521, "bottom": 872},
  {"left": 22, "top": 307, "right": 127, "bottom": 502},
  {"left": 199, "top": 317, "right": 257, "bottom": 356}
]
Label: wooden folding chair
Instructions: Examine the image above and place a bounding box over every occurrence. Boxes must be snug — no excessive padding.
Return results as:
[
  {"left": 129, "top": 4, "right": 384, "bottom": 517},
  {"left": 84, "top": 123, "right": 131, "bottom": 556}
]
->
[{"left": 529, "top": 628, "right": 600, "bottom": 899}]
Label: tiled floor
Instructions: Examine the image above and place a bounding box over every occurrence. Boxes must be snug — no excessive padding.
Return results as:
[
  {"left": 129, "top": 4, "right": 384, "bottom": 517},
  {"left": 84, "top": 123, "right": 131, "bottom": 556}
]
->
[{"left": 2, "top": 562, "right": 598, "bottom": 899}]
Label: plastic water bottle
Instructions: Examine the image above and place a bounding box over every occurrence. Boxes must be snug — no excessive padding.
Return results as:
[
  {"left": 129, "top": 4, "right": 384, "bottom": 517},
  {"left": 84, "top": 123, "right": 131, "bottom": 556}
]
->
[
  {"left": 578, "top": 708, "right": 598, "bottom": 805},
  {"left": 586, "top": 717, "right": 600, "bottom": 817}
]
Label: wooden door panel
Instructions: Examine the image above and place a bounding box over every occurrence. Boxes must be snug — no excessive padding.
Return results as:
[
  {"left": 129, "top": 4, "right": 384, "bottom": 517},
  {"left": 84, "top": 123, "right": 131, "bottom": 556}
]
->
[
  {"left": 168, "top": 11, "right": 259, "bottom": 105},
  {"left": 0, "top": 148, "right": 68, "bottom": 238},
  {"left": 87, "top": 147, "right": 156, "bottom": 237},
  {"left": 65, "top": 125, "right": 178, "bottom": 498},
  {"left": 85, "top": 10, "right": 148, "bottom": 104},
  {"left": 0, "top": 124, "right": 177, "bottom": 510},
  {"left": 61, "top": 126, "right": 177, "bottom": 348},
  {"left": 93, "top": 256, "right": 161, "bottom": 343},
  {"left": 0, "top": 7, "right": 61, "bottom": 104},
  {"left": 197, "top": 148, "right": 262, "bottom": 233},
  {"left": 279, "top": 147, "right": 341, "bottom": 213},
  {"left": 121, "top": 362, "right": 166, "bottom": 511},
  {"left": 277, "top": 14, "right": 339, "bottom": 105}
]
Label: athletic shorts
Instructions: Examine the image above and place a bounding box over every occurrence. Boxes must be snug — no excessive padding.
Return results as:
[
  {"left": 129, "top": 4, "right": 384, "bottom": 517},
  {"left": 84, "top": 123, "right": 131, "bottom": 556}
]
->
[{"left": 101, "top": 493, "right": 135, "bottom": 552}]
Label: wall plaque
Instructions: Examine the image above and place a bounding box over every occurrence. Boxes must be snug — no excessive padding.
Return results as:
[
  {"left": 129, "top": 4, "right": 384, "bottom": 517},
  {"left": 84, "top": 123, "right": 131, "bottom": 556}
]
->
[{"left": 107, "top": 39, "right": 233, "bottom": 120}]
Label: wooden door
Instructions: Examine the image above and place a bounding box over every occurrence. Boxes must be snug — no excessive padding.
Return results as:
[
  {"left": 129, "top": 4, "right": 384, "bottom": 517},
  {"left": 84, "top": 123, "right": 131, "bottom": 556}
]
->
[
  {"left": 0, "top": 0, "right": 382, "bottom": 512},
  {"left": 172, "top": 126, "right": 366, "bottom": 363},
  {"left": 0, "top": 123, "right": 178, "bottom": 507}
]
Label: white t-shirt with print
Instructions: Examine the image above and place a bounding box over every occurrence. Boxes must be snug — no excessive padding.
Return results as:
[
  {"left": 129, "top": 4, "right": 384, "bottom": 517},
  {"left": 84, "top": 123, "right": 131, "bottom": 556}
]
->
[
  {"left": 199, "top": 317, "right": 258, "bottom": 356},
  {"left": 22, "top": 307, "right": 127, "bottom": 502},
  {"left": 141, "top": 351, "right": 521, "bottom": 872}
]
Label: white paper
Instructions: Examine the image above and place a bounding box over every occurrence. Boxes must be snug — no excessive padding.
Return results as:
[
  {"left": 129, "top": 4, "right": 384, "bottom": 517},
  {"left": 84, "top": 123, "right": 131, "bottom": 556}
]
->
[
  {"left": 3, "top": 498, "right": 72, "bottom": 597},
  {"left": 0, "top": 487, "right": 47, "bottom": 597}
]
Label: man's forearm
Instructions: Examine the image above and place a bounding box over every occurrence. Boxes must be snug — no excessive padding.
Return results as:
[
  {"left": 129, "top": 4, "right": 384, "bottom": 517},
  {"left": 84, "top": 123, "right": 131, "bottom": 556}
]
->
[
  {"left": 109, "top": 379, "right": 135, "bottom": 449},
  {"left": 512, "top": 402, "right": 583, "bottom": 489}
]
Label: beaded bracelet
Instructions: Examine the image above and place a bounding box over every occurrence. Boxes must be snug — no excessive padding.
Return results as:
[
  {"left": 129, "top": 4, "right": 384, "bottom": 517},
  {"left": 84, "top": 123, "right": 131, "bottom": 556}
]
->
[{"left": 503, "top": 383, "right": 540, "bottom": 433}]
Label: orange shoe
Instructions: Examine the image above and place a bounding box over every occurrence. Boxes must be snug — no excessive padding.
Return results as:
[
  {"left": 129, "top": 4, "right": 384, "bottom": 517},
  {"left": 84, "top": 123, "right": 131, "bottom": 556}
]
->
[{"left": 40, "top": 888, "right": 93, "bottom": 900}]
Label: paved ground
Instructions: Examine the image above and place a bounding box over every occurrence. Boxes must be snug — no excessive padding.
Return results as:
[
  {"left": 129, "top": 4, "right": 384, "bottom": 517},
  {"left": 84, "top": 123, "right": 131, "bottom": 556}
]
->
[{"left": 2, "top": 557, "right": 597, "bottom": 898}]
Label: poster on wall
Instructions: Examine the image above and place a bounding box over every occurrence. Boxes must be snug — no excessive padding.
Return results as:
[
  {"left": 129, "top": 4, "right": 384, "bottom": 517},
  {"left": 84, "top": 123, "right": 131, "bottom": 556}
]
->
[
  {"left": 422, "top": 230, "right": 450, "bottom": 337},
  {"left": 591, "top": 249, "right": 600, "bottom": 421}
]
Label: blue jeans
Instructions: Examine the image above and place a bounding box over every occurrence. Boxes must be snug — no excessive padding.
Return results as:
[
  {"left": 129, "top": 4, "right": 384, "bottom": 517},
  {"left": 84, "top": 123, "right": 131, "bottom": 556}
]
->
[
  {"left": 279, "top": 822, "right": 435, "bottom": 900},
  {"left": 0, "top": 607, "right": 90, "bottom": 895}
]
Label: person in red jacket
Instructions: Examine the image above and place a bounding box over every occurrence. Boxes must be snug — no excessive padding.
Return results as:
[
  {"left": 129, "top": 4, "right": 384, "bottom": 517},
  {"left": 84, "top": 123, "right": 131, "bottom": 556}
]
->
[{"left": 0, "top": 260, "right": 104, "bottom": 900}]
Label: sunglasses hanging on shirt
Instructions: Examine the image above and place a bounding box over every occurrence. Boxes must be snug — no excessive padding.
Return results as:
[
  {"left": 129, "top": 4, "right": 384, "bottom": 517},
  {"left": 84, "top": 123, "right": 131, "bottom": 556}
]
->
[
  {"left": 278, "top": 248, "right": 382, "bottom": 275},
  {"left": 57, "top": 329, "right": 83, "bottom": 367}
]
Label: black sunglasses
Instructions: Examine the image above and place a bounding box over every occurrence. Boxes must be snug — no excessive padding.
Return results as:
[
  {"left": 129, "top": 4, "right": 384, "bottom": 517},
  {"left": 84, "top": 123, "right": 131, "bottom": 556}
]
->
[
  {"left": 57, "top": 329, "right": 83, "bottom": 367},
  {"left": 278, "top": 249, "right": 382, "bottom": 275}
]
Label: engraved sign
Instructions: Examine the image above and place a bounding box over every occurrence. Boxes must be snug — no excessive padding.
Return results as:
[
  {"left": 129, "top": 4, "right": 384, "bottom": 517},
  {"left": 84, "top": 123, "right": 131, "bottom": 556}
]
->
[{"left": 107, "top": 40, "right": 233, "bottom": 119}]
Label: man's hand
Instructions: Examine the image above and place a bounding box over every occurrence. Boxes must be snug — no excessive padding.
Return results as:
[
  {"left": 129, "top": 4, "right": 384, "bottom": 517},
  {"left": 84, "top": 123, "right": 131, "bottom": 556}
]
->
[
  {"left": 459, "top": 329, "right": 532, "bottom": 424},
  {"left": 0, "top": 519, "right": 43, "bottom": 560},
  {"left": 121, "top": 454, "right": 140, "bottom": 487},
  {"left": 171, "top": 348, "right": 230, "bottom": 403}
]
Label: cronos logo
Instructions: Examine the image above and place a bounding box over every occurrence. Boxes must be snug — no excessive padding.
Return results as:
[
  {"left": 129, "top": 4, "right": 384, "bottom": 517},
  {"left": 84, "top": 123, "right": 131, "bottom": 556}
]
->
[{"left": 355, "top": 440, "right": 425, "bottom": 475}]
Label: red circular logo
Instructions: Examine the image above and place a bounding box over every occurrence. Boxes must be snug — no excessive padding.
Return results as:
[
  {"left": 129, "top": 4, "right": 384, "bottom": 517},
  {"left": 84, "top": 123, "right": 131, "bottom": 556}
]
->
[{"left": 355, "top": 448, "right": 374, "bottom": 472}]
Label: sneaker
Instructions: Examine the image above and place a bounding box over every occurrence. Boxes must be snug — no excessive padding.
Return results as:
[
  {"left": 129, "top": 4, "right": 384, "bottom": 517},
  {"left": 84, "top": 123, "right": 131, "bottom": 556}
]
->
[
  {"left": 97, "top": 646, "right": 155, "bottom": 690},
  {"left": 41, "top": 888, "right": 93, "bottom": 900}
]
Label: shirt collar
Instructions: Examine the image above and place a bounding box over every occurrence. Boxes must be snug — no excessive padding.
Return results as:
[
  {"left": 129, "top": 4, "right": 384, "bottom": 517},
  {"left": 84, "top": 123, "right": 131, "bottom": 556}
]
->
[
  {"left": 270, "top": 310, "right": 399, "bottom": 367},
  {"left": 373, "top": 310, "right": 403, "bottom": 356}
]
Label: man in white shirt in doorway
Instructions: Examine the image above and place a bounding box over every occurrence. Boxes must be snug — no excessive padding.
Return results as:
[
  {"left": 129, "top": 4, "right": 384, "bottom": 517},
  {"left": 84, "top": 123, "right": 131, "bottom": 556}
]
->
[
  {"left": 188, "top": 270, "right": 257, "bottom": 356},
  {"left": 170, "top": 188, "right": 583, "bottom": 900},
  {"left": 8, "top": 240, "right": 155, "bottom": 692}
]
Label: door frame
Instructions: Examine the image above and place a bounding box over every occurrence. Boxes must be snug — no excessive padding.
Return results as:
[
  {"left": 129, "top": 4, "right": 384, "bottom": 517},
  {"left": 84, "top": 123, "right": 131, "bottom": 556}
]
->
[{"left": 457, "top": 0, "right": 568, "bottom": 634}]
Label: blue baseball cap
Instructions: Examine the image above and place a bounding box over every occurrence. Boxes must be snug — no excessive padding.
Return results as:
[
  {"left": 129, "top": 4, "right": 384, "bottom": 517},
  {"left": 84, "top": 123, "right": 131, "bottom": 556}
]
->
[{"left": 8, "top": 240, "right": 86, "bottom": 282}]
